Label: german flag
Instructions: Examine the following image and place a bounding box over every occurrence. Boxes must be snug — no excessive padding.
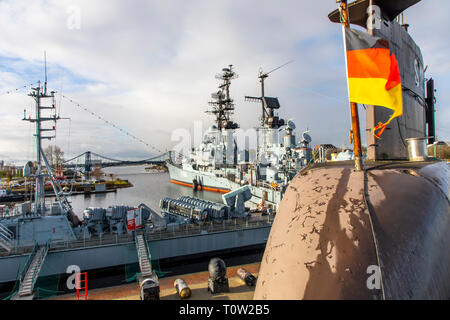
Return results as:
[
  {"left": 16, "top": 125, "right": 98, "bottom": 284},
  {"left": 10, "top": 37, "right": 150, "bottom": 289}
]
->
[{"left": 345, "top": 27, "right": 402, "bottom": 138}]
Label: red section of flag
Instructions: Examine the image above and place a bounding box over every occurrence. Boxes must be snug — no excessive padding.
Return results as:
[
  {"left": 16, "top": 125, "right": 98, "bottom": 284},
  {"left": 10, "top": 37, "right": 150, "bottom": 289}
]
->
[{"left": 385, "top": 53, "right": 401, "bottom": 90}]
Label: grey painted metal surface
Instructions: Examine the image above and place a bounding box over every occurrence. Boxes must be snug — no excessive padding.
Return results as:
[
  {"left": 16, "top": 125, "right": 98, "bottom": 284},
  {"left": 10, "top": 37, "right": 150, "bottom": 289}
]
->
[
  {"left": 0, "top": 255, "right": 28, "bottom": 283},
  {"left": 0, "top": 223, "right": 270, "bottom": 283},
  {"left": 365, "top": 162, "right": 449, "bottom": 299},
  {"left": 328, "top": 0, "right": 422, "bottom": 28},
  {"left": 366, "top": 18, "right": 426, "bottom": 160},
  {"left": 0, "top": 215, "right": 77, "bottom": 246},
  {"left": 328, "top": 1, "right": 428, "bottom": 160}
]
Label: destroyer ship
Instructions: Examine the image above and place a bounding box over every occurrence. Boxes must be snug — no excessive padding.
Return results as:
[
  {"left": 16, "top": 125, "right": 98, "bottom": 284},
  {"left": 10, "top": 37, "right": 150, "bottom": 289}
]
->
[
  {"left": 0, "top": 81, "right": 272, "bottom": 300},
  {"left": 167, "top": 65, "right": 313, "bottom": 212}
]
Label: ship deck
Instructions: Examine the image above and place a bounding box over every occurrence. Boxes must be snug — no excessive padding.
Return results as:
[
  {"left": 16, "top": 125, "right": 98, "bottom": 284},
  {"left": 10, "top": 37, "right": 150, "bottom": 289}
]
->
[
  {"left": 46, "top": 262, "right": 260, "bottom": 300},
  {"left": 0, "top": 215, "right": 273, "bottom": 258}
]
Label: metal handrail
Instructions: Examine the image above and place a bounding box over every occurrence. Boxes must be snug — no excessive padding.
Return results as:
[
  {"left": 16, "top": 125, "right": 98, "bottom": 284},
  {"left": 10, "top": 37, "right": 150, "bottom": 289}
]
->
[
  {"left": 135, "top": 235, "right": 144, "bottom": 266},
  {"left": 28, "top": 241, "right": 49, "bottom": 291},
  {"left": 0, "top": 222, "right": 14, "bottom": 249},
  {"left": 19, "top": 241, "right": 38, "bottom": 285},
  {"left": 135, "top": 234, "right": 152, "bottom": 275},
  {"left": 143, "top": 233, "right": 152, "bottom": 263},
  {"left": 0, "top": 232, "right": 12, "bottom": 246},
  {"left": 142, "top": 233, "right": 153, "bottom": 272},
  {"left": 4, "top": 216, "right": 274, "bottom": 256},
  {"left": 0, "top": 222, "right": 14, "bottom": 238}
]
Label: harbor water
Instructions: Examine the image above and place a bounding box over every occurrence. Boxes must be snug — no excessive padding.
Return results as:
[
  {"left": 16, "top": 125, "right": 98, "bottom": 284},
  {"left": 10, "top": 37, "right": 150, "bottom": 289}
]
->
[{"left": 62, "top": 165, "right": 224, "bottom": 220}]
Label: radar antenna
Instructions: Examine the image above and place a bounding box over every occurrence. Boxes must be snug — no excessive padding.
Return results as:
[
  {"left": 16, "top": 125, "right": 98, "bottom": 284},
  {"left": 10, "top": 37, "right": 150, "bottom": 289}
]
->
[{"left": 245, "top": 60, "right": 294, "bottom": 128}]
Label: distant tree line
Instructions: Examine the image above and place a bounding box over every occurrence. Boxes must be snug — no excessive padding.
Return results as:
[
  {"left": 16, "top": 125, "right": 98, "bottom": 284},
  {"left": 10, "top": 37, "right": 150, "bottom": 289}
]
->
[
  {"left": 44, "top": 145, "right": 65, "bottom": 169},
  {"left": 428, "top": 144, "right": 450, "bottom": 160}
]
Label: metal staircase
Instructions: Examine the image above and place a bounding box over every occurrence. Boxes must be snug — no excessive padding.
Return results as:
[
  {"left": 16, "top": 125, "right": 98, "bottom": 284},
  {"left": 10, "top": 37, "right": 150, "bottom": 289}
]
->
[
  {"left": 135, "top": 234, "right": 153, "bottom": 277},
  {"left": 18, "top": 242, "right": 49, "bottom": 297},
  {"left": 0, "top": 221, "right": 13, "bottom": 252},
  {"left": 135, "top": 234, "right": 160, "bottom": 300}
]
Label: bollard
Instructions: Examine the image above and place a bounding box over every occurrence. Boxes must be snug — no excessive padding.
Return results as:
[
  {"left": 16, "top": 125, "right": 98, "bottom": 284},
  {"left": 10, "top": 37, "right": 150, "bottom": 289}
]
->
[
  {"left": 174, "top": 278, "right": 191, "bottom": 299},
  {"left": 207, "top": 257, "right": 229, "bottom": 294},
  {"left": 237, "top": 268, "right": 257, "bottom": 286}
]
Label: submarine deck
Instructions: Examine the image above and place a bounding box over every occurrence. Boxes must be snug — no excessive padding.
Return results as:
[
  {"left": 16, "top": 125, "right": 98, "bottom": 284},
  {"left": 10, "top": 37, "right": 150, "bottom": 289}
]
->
[
  {"left": 254, "top": 159, "right": 449, "bottom": 299},
  {"left": 46, "top": 262, "right": 260, "bottom": 300}
]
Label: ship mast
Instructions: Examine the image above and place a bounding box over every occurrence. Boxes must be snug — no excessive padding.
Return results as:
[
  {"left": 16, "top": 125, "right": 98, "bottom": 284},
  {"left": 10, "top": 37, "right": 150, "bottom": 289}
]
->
[
  {"left": 245, "top": 62, "right": 291, "bottom": 165},
  {"left": 23, "top": 78, "right": 80, "bottom": 225},
  {"left": 206, "top": 65, "right": 239, "bottom": 130},
  {"left": 245, "top": 61, "right": 292, "bottom": 129},
  {"left": 27, "top": 82, "right": 50, "bottom": 215},
  {"left": 338, "top": 0, "right": 364, "bottom": 171}
]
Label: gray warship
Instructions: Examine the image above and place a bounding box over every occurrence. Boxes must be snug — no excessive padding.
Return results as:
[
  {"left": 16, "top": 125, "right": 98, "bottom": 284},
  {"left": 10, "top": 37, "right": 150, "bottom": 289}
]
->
[
  {"left": 167, "top": 65, "right": 314, "bottom": 212},
  {"left": 0, "top": 82, "right": 272, "bottom": 300}
]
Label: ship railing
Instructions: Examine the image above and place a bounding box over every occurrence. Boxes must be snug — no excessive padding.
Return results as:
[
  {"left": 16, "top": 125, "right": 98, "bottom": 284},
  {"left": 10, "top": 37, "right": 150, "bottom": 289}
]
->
[
  {"left": 48, "top": 232, "right": 136, "bottom": 251},
  {"left": 145, "top": 215, "right": 274, "bottom": 241},
  {"left": 0, "top": 239, "right": 35, "bottom": 257},
  {"left": 1, "top": 211, "right": 21, "bottom": 219},
  {"left": 17, "top": 216, "right": 275, "bottom": 252},
  {"left": 255, "top": 181, "right": 282, "bottom": 191},
  {"left": 143, "top": 233, "right": 153, "bottom": 267},
  {"left": 0, "top": 221, "right": 15, "bottom": 252}
]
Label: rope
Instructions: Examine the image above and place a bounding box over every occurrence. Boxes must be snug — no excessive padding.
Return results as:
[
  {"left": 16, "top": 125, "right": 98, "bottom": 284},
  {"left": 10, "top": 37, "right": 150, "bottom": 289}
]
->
[
  {"left": 60, "top": 94, "right": 187, "bottom": 161},
  {"left": 67, "top": 119, "right": 71, "bottom": 157},
  {"left": 0, "top": 82, "right": 38, "bottom": 96},
  {"left": 61, "top": 95, "right": 164, "bottom": 154},
  {"left": 396, "top": 117, "right": 407, "bottom": 148},
  {"left": 1, "top": 269, "right": 20, "bottom": 300}
]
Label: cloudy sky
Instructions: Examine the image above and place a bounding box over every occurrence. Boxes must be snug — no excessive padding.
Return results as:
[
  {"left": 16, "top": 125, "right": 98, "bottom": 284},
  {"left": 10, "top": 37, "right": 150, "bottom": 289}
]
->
[{"left": 0, "top": 0, "right": 448, "bottom": 164}]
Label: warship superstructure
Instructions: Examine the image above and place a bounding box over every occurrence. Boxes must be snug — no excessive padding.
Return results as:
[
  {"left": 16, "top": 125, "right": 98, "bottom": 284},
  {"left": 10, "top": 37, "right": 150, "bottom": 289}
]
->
[{"left": 168, "top": 65, "right": 313, "bottom": 212}]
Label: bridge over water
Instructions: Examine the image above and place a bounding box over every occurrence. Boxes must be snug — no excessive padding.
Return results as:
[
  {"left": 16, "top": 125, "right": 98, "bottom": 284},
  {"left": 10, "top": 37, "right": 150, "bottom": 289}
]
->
[{"left": 63, "top": 151, "right": 171, "bottom": 173}]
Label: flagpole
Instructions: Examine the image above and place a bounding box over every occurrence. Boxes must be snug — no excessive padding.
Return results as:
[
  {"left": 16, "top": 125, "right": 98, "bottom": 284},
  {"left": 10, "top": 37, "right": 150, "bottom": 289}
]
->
[
  {"left": 368, "top": 0, "right": 374, "bottom": 36},
  {"left": 338, "top": 0, "right": 364, "bottom": 171}
]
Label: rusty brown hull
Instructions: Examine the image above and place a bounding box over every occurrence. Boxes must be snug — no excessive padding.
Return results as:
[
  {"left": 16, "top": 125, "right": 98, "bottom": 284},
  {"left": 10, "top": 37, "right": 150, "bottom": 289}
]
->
[{"left": 254, "top": 161, "right": 450, "bottom": 300}]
